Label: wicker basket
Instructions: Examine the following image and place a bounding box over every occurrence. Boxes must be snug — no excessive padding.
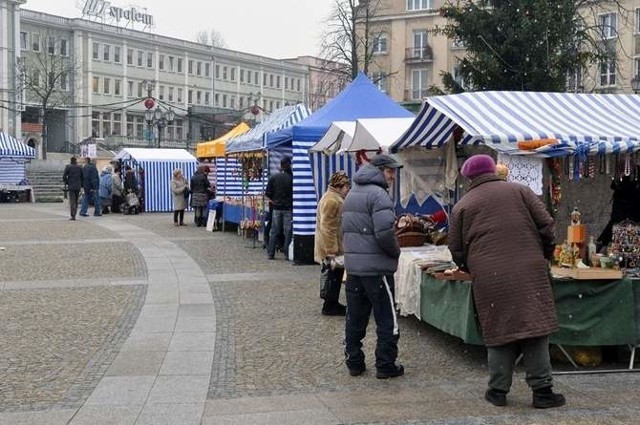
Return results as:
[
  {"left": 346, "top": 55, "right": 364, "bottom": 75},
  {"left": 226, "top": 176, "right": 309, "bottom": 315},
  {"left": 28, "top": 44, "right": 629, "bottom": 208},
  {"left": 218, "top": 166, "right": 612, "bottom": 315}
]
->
[{"left": 397, "top": 231, "right": 426, "bottom": 247}]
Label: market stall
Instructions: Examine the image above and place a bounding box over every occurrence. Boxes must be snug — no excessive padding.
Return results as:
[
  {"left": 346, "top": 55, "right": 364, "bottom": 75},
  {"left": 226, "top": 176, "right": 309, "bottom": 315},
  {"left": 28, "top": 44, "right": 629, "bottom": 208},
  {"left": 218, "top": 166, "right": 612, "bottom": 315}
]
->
[
  {"left": 113, "top": 148, "right": 198, "bottom": 212},
  {"left": 0, "top": 132, "right": 36, "bottom": 203},
  {"left": 265, "top": 73, "right": 414, "bottom": 263},
  {"left": 389, "top": 91, "right": 640, "bottom": 365}
]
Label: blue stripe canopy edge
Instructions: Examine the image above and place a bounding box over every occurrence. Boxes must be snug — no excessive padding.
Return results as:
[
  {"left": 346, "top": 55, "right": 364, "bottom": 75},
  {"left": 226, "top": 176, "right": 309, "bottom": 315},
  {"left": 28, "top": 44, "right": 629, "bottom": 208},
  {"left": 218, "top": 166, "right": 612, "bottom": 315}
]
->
[
  {"left": 0, "top": 132, "right": 36, "bottom": 158},
  {"left": 389, "top": 91, "right": 640, "bottom": 156}
]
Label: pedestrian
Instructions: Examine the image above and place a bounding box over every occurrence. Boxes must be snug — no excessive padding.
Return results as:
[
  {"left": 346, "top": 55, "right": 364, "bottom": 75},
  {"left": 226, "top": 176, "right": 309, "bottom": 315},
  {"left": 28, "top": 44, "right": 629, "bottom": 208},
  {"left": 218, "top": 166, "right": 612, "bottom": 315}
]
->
[
  {"left": 448, "top": 154, "right": 565, "bottom": 409},
  {"left": 171, "top": 168, "right": 189, "bottom": 226},
  {"left": 62, "top": 156, "right": 83, "bottom": 220},
  {"left": 265, "top": 156, "right": 293, "bottom": 260},
  {"left": 98, "top": 164, "right": 113, "bottom": 214},
  {"left": 111, "top": 165, "right": 123, "bottom": 213},
  {"left": 190, "top": 165, "right": 210, "bottom": 227},
  {"left": 342, "top": 154, "right": 403, "bottom": 379},
  {"left": 314, "top": 171, "right": 350, "bottom": 316},
  {"left": 79, "top": 157, "right": 100, "bottom": 217}
]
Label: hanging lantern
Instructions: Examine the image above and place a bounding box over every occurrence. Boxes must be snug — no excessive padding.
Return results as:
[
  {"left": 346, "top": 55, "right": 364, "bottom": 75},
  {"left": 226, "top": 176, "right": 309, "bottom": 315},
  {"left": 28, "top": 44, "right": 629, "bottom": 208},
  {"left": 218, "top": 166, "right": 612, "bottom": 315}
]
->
[
  {"left": 250, "top": 105, "right": 260, "bottom": 116},
  {"left": 144, "top": 98, "right": 155, "bottom": 110}
]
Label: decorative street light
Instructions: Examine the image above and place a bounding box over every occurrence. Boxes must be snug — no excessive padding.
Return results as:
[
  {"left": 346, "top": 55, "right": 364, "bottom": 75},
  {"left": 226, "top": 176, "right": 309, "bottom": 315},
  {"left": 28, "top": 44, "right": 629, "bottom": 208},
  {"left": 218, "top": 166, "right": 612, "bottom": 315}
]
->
[
  {"left": 247, "top": 91, "right": 261, "bottom": 124},
  {"left": 631, "top": 75, "right": 640, "bottom": 94},
  {"left": 145, "top": 105, "right": 175, "bottom": 148}
]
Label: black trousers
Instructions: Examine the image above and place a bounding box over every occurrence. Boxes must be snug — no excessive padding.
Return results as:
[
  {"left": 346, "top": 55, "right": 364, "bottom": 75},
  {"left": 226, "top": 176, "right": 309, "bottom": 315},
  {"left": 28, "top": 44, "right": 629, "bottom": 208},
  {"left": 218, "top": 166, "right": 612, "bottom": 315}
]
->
[
  {"left": 322, "top": 265, "right": 344, "bottom": 311},
  {"left": 173, "top": 209, "right": 185, "bottom": 224},
  {"left": 345, "top": 274, "right": 399, "bottom": 373},
  {"left": 68, "top": 189, "right": 80, "bottom": 218}
]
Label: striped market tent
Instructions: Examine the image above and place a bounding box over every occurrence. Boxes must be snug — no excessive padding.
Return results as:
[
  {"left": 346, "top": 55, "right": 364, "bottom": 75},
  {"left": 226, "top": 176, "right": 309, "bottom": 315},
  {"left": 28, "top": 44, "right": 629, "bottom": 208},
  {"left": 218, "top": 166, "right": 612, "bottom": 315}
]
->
[
  {"left": 215, "top": 156, "right": 265, "bottom": 197},
  {"left": 0, "top": 132, "right": 36, "bottom": 184},
  {"left": 390, "top": 91, "right": 640, "bottom": 155},
  {"left": 265, "top": 73, "right": 413, "bottom": 264},
  {"left": 114, "top": 148, "right": 198, "bottom": 212}
]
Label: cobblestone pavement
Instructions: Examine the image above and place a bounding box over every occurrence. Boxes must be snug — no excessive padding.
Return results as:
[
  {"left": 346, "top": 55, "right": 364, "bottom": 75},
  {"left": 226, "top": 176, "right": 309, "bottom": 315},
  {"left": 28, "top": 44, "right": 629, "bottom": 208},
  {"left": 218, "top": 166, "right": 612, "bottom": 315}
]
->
[{"left": 0, "top": 203, "right": 639, "bottom": 424}]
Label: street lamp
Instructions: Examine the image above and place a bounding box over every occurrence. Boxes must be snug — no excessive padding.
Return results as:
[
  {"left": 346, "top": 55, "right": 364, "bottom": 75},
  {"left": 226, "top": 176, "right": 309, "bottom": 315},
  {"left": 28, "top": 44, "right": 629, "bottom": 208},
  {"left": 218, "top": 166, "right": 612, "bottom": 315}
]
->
[
  {"left": 632, "top": 75, "right": 640, "bottom": 94},
  {"left": 145, "top": 106, "right": 175, "bottom": 148}
]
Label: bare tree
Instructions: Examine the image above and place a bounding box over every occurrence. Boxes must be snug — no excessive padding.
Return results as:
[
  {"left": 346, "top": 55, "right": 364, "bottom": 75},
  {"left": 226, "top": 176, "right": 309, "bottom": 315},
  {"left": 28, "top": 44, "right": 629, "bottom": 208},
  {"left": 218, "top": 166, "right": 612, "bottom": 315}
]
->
[
  {"left": 319, "top": 0, "right": 385, "bottom": 81},
  {"left": 195, "top": 29, "right": 226, "bottom": 48},
  {"left": 17, "top": 32, "right": 79, "bottom": 159}
]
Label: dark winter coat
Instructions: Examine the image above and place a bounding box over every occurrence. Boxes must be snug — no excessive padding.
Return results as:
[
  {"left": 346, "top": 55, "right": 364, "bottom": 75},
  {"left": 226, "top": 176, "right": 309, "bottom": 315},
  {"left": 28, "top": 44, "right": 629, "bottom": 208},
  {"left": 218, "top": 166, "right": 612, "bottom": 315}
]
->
[
  {"left": 63, "top": 164, "right": 83, "bottom": 191},
  {"left": 448, "top": 174, "right": 558, "bottom": 346},
  {"left": 342, "top": 164, "right": 400, "bottom": 276},
  {"left": 82, "top": 163, "right": 99, "bottom": 191},
  {"left": 190, "top": 172, "right": 210, "bottom": 207},
  {"left": 265, "top": 171, "right": 293, "bottom": 210}
]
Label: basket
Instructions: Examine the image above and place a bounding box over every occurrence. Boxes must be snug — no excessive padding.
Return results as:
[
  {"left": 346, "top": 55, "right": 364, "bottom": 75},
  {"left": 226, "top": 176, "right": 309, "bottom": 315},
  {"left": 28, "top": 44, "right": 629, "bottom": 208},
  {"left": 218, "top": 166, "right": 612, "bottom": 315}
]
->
[{"left": 397, "top": 231, "right": 426, "bottom": 247}]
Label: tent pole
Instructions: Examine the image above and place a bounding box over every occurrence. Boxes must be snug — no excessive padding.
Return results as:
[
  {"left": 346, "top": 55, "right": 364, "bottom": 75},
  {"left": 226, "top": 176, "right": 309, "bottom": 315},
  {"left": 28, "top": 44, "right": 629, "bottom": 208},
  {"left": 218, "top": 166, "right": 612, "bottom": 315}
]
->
[{"left": 222, "top": 155, "right": 227, "bottom": 233}]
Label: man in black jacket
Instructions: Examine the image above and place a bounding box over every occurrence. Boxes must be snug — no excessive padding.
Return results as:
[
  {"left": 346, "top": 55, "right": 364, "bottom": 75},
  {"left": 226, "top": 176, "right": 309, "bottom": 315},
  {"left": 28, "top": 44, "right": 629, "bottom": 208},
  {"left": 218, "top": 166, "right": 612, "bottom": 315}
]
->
[
  {"left": 79, "top": 157, "right": 100, "bottom": 216},
  {"left": 265, "top": 156, "right": 293, "bottom": 260},
  {"left": 63, "top": 157, "right": 83, "bottom": 220}
]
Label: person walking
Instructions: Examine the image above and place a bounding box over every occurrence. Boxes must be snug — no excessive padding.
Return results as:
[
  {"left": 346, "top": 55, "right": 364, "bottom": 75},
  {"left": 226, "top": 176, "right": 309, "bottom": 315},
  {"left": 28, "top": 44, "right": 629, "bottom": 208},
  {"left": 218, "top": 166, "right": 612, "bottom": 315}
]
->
[
  {"left": 314, "top": 171, "right": 350, "bottom": 316},
  {"left": 171, "top": 168, "right": 189, "bottom": 226},
  {"left": 342, "top": 154, "right": 403, "bottom": 379},
  {"left": 448, "top": 154, "right": 565, "bottom": 409},
  {"left": 265, "top": 156, "right": 293, "bottom": 260},
  {"left": 79, "top": 157, "right": 100, "bottom": 217},
  {"left": 62, "top": 156, "right": 83, "bottom": 220},
  {"left": 98, "top": 165, "right": 113, "bottom": 214},
  {"left": 190, "top": 165, "right": 210, "bottom": 227},
  {"left": 111, "top": 165, "right": 123, "bottom": 213}
]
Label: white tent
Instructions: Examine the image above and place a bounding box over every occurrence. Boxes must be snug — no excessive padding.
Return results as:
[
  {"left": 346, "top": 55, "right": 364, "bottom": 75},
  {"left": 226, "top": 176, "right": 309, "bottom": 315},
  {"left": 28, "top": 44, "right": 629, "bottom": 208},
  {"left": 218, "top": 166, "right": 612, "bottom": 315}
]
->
[
  {"left": 309, "top": 121, "right": 355, "bottom": 154},
  {"left": 342, "top": 118, "right": 415, "bottom": 152},
  {"left": 114, "top": 148, "right": 198, "bottom": 212}
]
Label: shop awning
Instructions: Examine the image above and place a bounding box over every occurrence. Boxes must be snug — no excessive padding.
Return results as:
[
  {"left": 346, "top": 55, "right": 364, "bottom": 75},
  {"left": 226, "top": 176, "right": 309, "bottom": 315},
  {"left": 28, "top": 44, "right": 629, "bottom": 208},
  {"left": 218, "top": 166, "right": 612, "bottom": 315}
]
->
[
  {"left": 0, "top": 132, "right": 36, "bottom": 158},
  {"left": 343, "top": 117, "right": 415, "bottom": 152},
  {"left": 226, "top": 103, "right": 310, "bottom": 154},
  {"left": 196, "top": 122, "right": 250, "bottom": 158},
  {"left": 309, "top": 121, "right": 355, "bottom": 154},
  {"left": 390, "top": 91, "right": 640, "bottom": 154}
]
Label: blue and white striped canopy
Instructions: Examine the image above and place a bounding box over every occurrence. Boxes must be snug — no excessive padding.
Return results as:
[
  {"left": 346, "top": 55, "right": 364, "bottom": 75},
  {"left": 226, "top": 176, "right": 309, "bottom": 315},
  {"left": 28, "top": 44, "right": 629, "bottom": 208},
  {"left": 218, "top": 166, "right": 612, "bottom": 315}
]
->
[
  {"left": 226, "top": 104, "right": 311, "bottom": 154},
  {"left": 0, "top": 132, "right": 36, "bottom": 158},
  {"left": 390, "top": 91, "right": 640, "bottom": 154}
]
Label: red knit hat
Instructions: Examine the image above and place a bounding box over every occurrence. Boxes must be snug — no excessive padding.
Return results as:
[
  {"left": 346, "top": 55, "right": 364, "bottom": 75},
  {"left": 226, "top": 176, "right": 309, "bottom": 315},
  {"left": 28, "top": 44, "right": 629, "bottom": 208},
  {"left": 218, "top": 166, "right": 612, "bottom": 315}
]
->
[{"left": 460, "top": 154, "right": 496, "bottom": 179}]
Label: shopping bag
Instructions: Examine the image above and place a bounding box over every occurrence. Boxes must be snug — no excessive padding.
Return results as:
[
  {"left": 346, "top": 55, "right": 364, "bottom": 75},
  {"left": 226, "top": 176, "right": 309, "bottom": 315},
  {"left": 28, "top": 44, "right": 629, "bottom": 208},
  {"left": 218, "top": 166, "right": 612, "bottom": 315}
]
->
[{"left": 319, "top": 261, "right": 331, "bottom": 300}]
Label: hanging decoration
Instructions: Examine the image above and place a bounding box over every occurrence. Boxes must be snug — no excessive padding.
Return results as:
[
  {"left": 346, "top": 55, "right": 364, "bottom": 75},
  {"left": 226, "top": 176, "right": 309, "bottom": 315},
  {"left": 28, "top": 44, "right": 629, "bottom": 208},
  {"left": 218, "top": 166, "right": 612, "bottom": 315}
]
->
[
  {"left": 232, "top": 152, "right": 264, "bottom": 182},
  {"left": 547, "top": 158, "right": 562, "bottom": 217}
]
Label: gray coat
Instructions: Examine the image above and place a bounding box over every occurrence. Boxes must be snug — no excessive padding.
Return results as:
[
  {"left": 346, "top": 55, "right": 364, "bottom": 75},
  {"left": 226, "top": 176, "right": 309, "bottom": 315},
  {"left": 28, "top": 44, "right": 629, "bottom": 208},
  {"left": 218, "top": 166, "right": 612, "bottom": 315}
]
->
[
  {"left": 448, "top": 174, "right": 558, "bottom": 346},
  {"left": 171, "top": 177, "right": 188, "bottom": 211},
  {"left": 342, "top": 164, "right": 400, "bottom": 276}
]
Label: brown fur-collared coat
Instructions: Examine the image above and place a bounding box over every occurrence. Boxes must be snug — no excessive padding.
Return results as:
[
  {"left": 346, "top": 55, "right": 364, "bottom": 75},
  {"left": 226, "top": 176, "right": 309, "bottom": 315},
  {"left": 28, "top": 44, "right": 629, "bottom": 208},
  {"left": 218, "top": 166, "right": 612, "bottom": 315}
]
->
[{"left": 314, "top": 187, "right": 344, "bottom": 263}]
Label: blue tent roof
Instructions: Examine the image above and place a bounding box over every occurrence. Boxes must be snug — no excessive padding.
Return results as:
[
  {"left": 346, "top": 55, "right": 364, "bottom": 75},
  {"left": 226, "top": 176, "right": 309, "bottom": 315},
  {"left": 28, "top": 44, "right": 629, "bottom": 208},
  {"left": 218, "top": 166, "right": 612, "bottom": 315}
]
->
[{"left": 266, "top": 73, "right": 413, "bottom": 146}]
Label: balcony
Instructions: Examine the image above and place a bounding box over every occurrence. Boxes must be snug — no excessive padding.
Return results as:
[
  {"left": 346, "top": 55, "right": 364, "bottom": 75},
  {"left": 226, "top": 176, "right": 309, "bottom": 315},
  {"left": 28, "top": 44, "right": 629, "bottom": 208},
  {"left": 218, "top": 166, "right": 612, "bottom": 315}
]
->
[
  {"left": 405, "top": 46, "right": 433, "bottom": 63},
  {"left": 404, "top": 88, "right": 429, "bottom": 102}
]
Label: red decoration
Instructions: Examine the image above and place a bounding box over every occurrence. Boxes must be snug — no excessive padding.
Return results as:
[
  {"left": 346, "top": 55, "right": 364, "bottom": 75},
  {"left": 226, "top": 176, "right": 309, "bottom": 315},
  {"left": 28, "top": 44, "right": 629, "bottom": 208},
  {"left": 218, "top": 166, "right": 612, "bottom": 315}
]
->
[
  {"left": 144, "top": 98, "right": 155, "bottom": 109},
  {"left": 250, "top": 105, "right": 260, "bottom": 116}
]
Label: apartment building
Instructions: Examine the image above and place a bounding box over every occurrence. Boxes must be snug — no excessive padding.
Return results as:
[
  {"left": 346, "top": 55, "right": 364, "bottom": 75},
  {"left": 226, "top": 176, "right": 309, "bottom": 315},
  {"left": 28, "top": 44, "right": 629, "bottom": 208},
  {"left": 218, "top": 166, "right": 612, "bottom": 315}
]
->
[
  {"left": 4, "top": 4, "right": 314, "bottom": 157},
  {"left": 366, "top": 0, "right": 640, "bottom": 105}
]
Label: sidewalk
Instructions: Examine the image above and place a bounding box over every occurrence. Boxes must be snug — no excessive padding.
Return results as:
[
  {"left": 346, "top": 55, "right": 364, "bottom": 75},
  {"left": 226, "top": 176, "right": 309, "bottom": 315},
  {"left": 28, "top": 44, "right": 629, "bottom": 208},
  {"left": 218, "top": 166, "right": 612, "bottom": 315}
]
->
[{"left": 0, "top": 203, "right": 639, "bottom": 424}]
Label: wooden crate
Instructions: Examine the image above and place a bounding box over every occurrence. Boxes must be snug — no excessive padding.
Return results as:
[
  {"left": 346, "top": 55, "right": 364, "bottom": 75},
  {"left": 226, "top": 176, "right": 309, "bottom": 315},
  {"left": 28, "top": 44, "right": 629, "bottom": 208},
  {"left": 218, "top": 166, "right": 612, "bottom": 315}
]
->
[{"left": 550, "top": 266, "right": 622, "bottom": 280}]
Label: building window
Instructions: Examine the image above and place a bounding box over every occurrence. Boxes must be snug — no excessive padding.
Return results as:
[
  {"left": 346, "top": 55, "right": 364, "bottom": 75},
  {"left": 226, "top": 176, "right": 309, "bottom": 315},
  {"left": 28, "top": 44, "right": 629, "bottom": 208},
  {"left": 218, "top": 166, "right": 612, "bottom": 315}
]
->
[
  {"left": 270, "top": 74, "right": 274, "bottom": 87},
  {"left": 240, "top": 69, "right": 245, "bottom": 83},
  {"left": 159, "top": 54, "right": 164, "bottom": 70},
  {"left": 373, "top": 33, "right": 388, "bottom": 54},
  {"left": 239, "top": 96, "right": 244, "bottom": 108},
  {"left": 137, "top": 81, "right": 143, "bottom": 97},
  {"left": 188, "top": 60, "right": 194, "bottom": 74},
  {"left": 411, "top": 69, "right": 428, "bottom": 99},
  {"left": 127, "top": 48, "right": 133, "bottom": 65},
  {"left": 103, "top": 113, "right": 111, "bottom": 137},
  {"left": 205, "top": 62, "right": 210, "bottom": 77},
  {"left": 92, "top": 42, "right": 99, "bottom": 59},
  {"left": 92, "top": 76, "right": 99, "bottom": 93},
  {"left": 114, "top": 79, "right": 121, "bottom": 96},
  {"left": 276, "top": 75, "right": 281, "bottom": 88},
  {"left": 128, "top": 80, "right": 134, "bottom": 97},
  {"left": 231, "top": 68, "right": 236, "bottom": 81},
  {"left": 47, "top": 36, "right": 55, "bottom": 54},
  {"left": 223, "top": 94, "right": 227, "bottom": 108},
  {"left": 636, "top": 8, "right": 640, "bottom": 33},
  {"left": 103, "top": 44, "right": 110, "bottom": 61},
  {"left": 159, "top": 85, "right": 165, "bottom": 100},
  {"left": 205, "top": 92, "right": 210, "bottom": 105},
  {"left": 230, "top": 97, "right": 235, "bottom": 109},
  {"left": 114, "top": 46, "right": 120, "bottom": 63},
  {"left": 215, "top": 64, "right": 220, "bottom": 78},
  {"left": 113, "top": 113, "right": 122, "bottom": 136},
  {"left": 565, "top": 68, "right": 583, "bottom": 93},
  {"left": 20, "top": 32, "right": 28, "bottom": 50},
  {"left": 92, "top": 111, "right": 100, "bottom": 137},
  {"left": 147, "top": 52, "right": 153, "bottom": 68},
  {"left": 188, "top": 89, "right": 193, "bottom": 104},
  {"left": 297, "top": 79, "right": 301, "bottom": 92},
  {"left": 177, "top": 88, "right": 183, "bottom": 103},
  {"left": 197, "top": 61, "right": 202, "bottom": 76},
  {"left": 126, "top": 114, "right": 134, "bottom": 138},
  {"left": 168, "top": 56, "right": 174, "bottom": 71},
  {"left": 263, "top": 73, "right": 267, "bottom": 86},
  {"left": 285, "top": 77, "right": 289, "bottom": 90},
  {"left": 255, "top": 71, "right": 259, "bottom": 85},
  {"left": 269, "top": 100, "right": 274, "bottom": 111},
  {"left": 168, "top": 87, "right": 174, "bottom": 102},
  {"left": 223, "top": 66, "right": 228, "bottom": 79},
  {"left": 177, "top": 58, "right": 183, "bottom": 72},
  {"left": 137, "top": 50, "right": 143, "bottom": 66},
  {"left": 599, "top": 13, "right": 617, "bottom": 39},
  {"left": 197, "top": 91, "right": 202, "bottom": 104},
  {"left": 247, "top": 71, "right": 252, "bottom": 84},
  {"left": 407, "top": 0, "right": 431, "bottom": 11},
  {"left": 372, "top": 71, "right": 387, "bottom": 93},
  {"left": 103, "top": 78, "right": 110, "bottom": 94},
  {"left": 60, "top": 74, "right": 68, "bottom": 91},
  {"left": 599, "top": 58, "right": 616, "bottom": 86},
  {"left": 32, "top": 33, "right": 41, "bottom": 52},
  {"left": 214, "top": 93, "right": 219, "bottom": 106}
]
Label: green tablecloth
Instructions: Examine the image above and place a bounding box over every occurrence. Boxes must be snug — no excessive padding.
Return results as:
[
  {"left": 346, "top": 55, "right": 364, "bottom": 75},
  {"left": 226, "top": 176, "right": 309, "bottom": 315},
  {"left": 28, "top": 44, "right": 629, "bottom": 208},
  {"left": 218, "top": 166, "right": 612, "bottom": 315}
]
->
[{"left": 420, "top": 274, "right": 638, "bottom": 346}]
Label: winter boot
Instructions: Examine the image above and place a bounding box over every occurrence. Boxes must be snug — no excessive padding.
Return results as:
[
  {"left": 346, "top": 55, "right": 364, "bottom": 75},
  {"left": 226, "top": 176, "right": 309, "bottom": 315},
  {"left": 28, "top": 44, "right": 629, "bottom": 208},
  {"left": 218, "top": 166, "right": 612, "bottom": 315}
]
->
[
  {"left": 484, "top": 389, "right": 507, "bottom": 406},
  {"left": 532, "top": 386, "right": 566, "bottom": 409}
]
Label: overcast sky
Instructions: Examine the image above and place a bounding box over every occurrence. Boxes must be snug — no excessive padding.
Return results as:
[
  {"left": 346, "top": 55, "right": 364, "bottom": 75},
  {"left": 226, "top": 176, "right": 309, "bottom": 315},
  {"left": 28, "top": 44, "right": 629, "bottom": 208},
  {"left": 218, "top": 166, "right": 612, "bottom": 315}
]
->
[{"left": 22, "top": 0, "right": 335, "bottom": 59}]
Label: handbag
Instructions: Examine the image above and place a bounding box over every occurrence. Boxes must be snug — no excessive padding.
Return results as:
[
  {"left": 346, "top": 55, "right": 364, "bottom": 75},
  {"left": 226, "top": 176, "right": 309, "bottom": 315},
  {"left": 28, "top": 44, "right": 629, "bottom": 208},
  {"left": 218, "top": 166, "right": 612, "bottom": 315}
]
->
[
  {"left": 319, "top": 261, "right": 331, "bottom": 300},
  {"left": 183, "top": 188, "right": 190, "bottom": 199}
]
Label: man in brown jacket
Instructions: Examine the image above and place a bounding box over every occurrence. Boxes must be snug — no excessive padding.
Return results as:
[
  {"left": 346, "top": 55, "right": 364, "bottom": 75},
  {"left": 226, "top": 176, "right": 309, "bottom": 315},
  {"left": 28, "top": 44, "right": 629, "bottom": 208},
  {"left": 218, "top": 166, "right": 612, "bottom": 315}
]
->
[
  {"left": 314, "top": 171, "right": 350, "bottom": 316},
  {"left": 448, "top": 154, "right": 565, "bottom": 409}
]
